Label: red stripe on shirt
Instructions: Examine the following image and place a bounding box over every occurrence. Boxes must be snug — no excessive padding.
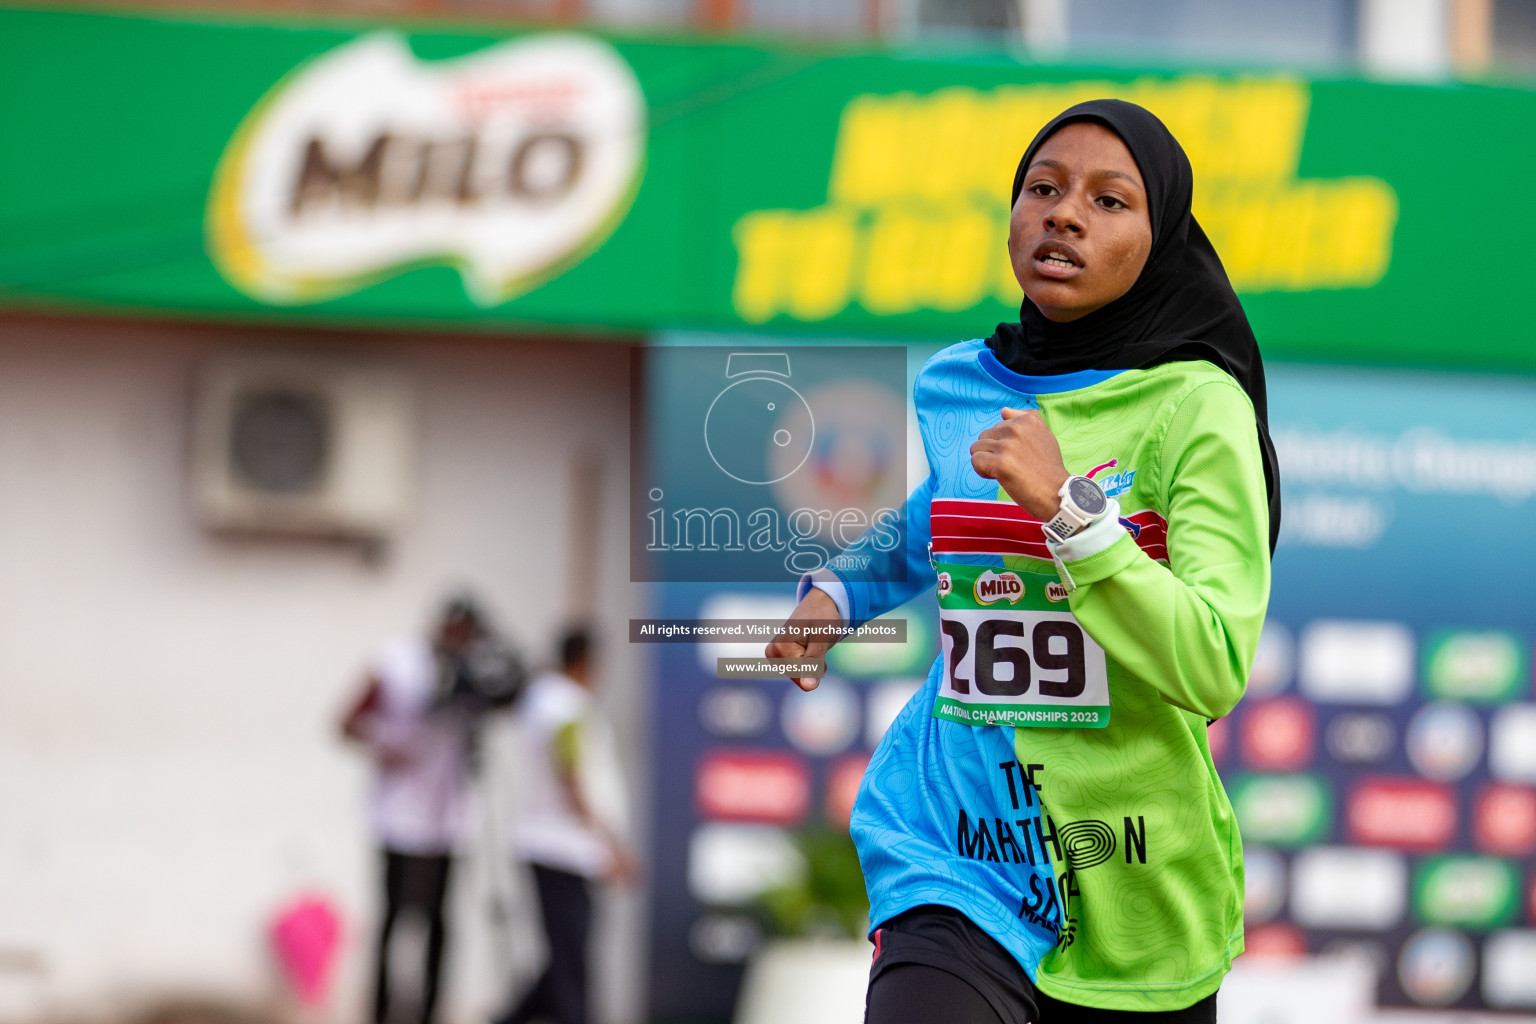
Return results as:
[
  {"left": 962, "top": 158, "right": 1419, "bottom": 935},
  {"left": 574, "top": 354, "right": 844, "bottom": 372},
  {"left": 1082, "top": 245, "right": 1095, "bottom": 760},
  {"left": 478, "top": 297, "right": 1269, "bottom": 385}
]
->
[
  {"left": 1121, "top": 509, "right": 1169, "bottom": 561},
  {"left": 930, "top": 498, "right": 1169, "bottom": 562}
]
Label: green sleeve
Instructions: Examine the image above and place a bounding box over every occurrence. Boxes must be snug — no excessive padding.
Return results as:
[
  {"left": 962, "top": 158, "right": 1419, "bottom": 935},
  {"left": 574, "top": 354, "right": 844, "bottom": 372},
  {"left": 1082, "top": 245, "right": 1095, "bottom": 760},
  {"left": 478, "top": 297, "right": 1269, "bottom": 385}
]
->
[
  {"left": 554, "top": 719, "right": 582, "bottom": 773},
  {"left": 1060, "top": 381, "right": 1271, "bottom": 720}
]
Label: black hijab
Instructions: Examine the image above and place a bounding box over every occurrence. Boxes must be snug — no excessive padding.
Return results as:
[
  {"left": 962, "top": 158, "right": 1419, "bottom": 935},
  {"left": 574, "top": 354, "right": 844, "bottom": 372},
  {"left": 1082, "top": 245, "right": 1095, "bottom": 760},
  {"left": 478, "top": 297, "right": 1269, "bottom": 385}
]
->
[{"left": 988, "top": 98, "right": 1280, "bottom": 554}]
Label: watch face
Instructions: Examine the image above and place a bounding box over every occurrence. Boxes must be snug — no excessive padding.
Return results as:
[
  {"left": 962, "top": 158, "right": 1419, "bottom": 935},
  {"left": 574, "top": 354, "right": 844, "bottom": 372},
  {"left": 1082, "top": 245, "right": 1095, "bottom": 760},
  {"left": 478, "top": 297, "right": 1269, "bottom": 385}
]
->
[{"left": 1068, "top": 476, "right": 1108, "bottom": 515}]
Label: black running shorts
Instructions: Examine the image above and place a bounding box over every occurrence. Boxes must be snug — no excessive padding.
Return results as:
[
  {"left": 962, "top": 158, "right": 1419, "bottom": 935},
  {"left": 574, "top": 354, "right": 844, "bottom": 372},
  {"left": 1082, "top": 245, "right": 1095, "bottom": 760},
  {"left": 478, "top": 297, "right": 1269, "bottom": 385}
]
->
[{"left": 864, "top": 905, "right": 1218, "bottom": 1024}]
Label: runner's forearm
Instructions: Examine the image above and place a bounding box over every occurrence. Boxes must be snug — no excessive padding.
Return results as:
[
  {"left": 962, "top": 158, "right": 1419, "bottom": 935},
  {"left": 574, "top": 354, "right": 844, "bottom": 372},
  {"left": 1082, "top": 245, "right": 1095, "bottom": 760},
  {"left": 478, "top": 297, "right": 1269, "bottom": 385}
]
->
[{"left": 811, "top": 475, "right": 938, "bottom": 628}]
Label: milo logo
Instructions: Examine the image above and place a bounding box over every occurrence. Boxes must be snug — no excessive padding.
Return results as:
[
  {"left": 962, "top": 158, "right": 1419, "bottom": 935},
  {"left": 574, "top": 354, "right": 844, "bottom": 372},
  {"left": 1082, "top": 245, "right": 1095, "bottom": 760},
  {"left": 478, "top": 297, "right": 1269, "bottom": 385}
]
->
[
  {"left": 936, "top": 571, "right": 953, "bottom": 599},
  {"left": 1046, "top": 582, "right": 1070, "bottom": 602},
  {"left": 208, "top": 33, "right": 645, "bottom": 305},
  {"left": 973, "top": 569, "right": 1024, "bottom": 605}
]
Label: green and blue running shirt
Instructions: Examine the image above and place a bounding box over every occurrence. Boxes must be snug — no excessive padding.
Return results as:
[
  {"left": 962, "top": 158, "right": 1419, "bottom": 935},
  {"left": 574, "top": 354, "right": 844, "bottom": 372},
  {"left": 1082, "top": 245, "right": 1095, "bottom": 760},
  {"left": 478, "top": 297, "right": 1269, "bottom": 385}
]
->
[{"left": 804, "top": 339, "right": 1271, "bottom": 1011}]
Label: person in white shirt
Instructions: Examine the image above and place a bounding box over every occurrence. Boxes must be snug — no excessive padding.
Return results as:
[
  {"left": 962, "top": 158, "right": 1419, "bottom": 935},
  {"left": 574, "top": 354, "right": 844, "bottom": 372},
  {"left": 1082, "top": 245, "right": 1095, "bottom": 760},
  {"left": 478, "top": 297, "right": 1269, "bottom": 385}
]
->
[
  {"left": 342, "top": 599, "right": 484, "bottom": 1024},
  {"left": 499, "top": 628, "right": 634, "bottom": 1024}
]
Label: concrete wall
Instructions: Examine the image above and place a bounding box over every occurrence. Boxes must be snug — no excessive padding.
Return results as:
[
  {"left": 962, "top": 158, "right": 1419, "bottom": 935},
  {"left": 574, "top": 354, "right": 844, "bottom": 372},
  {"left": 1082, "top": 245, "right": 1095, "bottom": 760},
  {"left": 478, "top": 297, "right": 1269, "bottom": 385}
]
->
[{"left": 0, "top": 317, "right": 647, "bottom": 1024}]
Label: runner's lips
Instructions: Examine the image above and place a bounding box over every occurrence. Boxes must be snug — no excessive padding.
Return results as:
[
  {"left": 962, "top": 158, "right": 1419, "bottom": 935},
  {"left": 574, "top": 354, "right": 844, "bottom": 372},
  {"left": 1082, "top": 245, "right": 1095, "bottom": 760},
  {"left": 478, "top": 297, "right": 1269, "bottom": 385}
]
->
[
  {"left": 1031, "top": 239, "right": 1085, "bottom": 281},
  {"left": 1032, "top": 239, "right": 1084, "bottom": 268}
]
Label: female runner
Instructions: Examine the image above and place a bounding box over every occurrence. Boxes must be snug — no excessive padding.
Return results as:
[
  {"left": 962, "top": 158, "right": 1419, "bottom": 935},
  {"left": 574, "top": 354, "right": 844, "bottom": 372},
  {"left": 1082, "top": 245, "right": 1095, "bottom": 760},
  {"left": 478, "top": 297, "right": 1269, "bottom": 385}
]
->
[{"left": 766, "top": 99, "right": 1278, "bottom": 1023}]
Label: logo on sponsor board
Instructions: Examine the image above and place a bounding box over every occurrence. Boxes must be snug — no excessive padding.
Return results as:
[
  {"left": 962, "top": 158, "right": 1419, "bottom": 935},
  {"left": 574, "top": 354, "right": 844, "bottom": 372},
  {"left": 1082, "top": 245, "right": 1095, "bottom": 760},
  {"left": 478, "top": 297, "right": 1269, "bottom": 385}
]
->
[
  {"left": 208, "top": 33, "right": 646, "bottom": 305},
  {"left": 1422, "top": 629, "right": 1526, "bottom": 703},
  {"left": 1473, "top": 783, "right": 1536, "bottom": 855},
  {"left": 1414, "top": 856, "right": 1519, "bottom": 929},
  {"left": 780, "top": 676, "right": 860, "bottom": 756},
  {"left": 1325, "top": 711, "right": 1396, "bottom": 764},
  {"left": 1291, "top": 846, "right": 1407, "bottom": 929},
  {"left": 1489, "top": 704, "right": 1536, "bottom": 783},
  {"left": 1239, "top": 698, "right": 1315, "bottom": 771},
  {"left": 1405, "top": 701, "right": 1485, "bottom": 782},
  {"left": 694, "top": 750, "right": 810, "bottom": 825},
  {"left": 1229, "top": 774, "right": 1332, "bottom": 846},
  {"left": 1484, "top": 930, "right": 1536, "bottom": 1009},
  {"left": 1242, "top": 923, "right": 1307, "bottom": 959},
  {"left": 973, "top": 569, "right": 1024, "bottom": 605},
  {"left": 1397, "top": 928, "right": 1476, "bottom": 1006},
  {"left": 1299, "top": 620, "right": 1415, "bottom": 705},
  {"left": 1346, "top": 777, "right": 1457, "bottom": 849},
  {"left": 687, "top": 823, "right": 802, "bottom": 905},
  {"left": 699, "top": 686, "right": 772, "bottom": 738}
]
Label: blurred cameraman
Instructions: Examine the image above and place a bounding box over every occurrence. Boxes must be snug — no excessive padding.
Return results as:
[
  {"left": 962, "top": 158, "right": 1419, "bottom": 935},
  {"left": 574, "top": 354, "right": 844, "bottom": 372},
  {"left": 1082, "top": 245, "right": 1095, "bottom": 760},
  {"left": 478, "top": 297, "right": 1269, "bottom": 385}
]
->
[{"left": 341, "top": 596, "right": 524, "bottom": 1024}]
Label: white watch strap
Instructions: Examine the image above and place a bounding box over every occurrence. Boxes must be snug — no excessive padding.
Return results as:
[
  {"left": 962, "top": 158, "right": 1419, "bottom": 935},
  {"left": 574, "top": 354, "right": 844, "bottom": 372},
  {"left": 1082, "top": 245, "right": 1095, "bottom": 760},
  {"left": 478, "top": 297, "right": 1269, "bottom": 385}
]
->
[
  {"left": 1045, "top": 498, "right": 1125, "bottom": 563},
  {"left": 1044, "top": 509, "right": 1086, "bottom": 542},
  {"left": 1048, "top": 476, "right": 1105, "bottom": 540}
]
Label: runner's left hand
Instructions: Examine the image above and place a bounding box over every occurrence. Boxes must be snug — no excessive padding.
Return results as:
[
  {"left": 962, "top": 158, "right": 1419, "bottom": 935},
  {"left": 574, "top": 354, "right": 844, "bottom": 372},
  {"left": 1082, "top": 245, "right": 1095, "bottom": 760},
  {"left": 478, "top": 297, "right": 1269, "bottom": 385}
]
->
[
  {"left": 970, "top": 407, "right": 1070, "bottom": 521},
  {"left": 764, "top": 587, "right": 841, "bottom": 691}
]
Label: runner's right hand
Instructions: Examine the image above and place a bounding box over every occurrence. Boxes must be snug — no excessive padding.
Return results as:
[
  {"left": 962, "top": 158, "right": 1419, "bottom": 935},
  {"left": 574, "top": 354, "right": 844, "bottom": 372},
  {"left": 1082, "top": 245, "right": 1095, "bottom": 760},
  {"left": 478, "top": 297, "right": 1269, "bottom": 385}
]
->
[{"left": 764, "top": 587, "right": 842, "bottom": 692}]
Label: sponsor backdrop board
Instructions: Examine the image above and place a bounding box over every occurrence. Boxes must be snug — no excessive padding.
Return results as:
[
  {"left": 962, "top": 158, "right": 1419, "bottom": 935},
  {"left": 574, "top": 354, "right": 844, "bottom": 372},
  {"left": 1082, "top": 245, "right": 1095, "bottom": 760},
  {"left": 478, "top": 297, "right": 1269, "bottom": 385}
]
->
[
  {"left": 3, "top": 8, "right": 1536, "bottom": 372},
  {"left": 1227, "top": 363, "right": 1536, "bottom": 1012},
  {"left": 644, "top": 348, "right": 1536, "bottom": 1020}
]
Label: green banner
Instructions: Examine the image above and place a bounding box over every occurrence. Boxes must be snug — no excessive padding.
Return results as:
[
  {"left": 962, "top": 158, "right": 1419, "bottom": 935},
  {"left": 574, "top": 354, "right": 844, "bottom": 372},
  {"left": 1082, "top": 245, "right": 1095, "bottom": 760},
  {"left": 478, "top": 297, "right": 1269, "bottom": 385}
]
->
[{"left": 2, "top": 7, "right": 1534, "bottom": 369}]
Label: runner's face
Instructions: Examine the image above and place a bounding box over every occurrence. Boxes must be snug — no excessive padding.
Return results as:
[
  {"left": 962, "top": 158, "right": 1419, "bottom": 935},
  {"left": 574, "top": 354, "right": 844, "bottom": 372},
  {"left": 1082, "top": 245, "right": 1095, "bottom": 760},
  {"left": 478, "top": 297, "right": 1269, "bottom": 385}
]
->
[{"left": 1008, "top": 122, "right": 1153, "bottom": 323}]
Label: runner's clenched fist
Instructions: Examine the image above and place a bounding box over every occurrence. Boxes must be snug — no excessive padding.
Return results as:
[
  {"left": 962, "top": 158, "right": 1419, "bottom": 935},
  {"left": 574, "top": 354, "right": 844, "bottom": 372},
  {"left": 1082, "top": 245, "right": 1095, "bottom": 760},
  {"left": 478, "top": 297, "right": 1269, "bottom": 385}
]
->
[
  {"left": 764, "top": 586, "right": 841, "bottom": 692},
  {"left": 969, "top": 407, "right": 1071, "bottom": 521}
]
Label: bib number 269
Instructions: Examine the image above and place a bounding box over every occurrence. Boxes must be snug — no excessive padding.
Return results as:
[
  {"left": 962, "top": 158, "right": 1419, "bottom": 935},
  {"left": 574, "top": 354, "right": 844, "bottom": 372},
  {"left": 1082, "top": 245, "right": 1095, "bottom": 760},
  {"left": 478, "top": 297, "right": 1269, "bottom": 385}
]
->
[
  {"left": 935, "top": 608, "right": 1110, "bottom": 726},
  {"left": 941, "top": 617, "right": 1086, "bottom": 696}
]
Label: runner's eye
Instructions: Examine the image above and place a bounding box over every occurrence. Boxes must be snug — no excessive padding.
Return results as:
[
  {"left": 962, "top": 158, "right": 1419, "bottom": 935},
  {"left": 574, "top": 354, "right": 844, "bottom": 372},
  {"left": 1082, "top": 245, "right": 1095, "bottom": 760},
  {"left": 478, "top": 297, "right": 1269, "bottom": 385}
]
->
[
  {"left": 1096, "top": 195, "right": 1126, "bottom": 210},
  {"left": 1028, "top": 182, "right": 1058, "bottom": 197}
]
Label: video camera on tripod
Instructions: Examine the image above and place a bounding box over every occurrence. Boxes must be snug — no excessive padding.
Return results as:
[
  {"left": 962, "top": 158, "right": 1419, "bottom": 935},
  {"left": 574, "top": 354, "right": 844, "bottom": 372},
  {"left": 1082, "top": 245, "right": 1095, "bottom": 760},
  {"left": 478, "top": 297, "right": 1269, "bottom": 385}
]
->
[{"left": 434, "top": 596, "right": 527, "bottom": 716}]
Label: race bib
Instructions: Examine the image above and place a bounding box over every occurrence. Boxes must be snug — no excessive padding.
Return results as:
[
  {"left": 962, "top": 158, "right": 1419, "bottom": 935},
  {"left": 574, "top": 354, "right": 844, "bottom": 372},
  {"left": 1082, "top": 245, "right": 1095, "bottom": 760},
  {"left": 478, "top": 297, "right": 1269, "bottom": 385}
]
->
[{"left": 932, "top": 562, "right": 1110, "bottom": 728}]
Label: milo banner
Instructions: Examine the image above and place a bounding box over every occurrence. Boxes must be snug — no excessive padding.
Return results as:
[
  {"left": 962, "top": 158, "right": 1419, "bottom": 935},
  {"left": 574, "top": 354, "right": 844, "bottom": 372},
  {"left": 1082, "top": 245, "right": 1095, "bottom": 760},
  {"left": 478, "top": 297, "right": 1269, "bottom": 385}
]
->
[
  {"left": 2, "top": 7, "right": 1536, "bottom": 370},
  {"left": 207, "top": 32, "right": 646, "bottom": 306}
]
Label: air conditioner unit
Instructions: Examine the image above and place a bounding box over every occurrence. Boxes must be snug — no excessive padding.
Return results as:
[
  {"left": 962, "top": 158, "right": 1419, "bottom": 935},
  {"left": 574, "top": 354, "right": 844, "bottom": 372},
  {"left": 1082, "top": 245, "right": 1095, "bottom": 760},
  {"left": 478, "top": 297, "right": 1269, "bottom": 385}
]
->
[{"left": 191, "top": 352, "right": 417, "bottom": 539}]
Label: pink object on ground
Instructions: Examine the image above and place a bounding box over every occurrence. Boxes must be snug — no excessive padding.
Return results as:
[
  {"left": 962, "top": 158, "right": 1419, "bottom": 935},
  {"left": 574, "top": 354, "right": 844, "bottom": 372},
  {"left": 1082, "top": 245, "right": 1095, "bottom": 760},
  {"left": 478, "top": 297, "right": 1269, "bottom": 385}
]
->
[{"left": 270, "top": 894, "right": 343, "bottom": 1007}]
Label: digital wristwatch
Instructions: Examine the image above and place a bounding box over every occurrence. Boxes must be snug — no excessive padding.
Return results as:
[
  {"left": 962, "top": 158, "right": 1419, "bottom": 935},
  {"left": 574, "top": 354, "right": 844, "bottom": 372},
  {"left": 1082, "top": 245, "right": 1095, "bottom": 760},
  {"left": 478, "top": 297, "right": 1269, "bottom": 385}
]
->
[{"left": 1041, "top": 474, "right": 1111, "bottom": 544}]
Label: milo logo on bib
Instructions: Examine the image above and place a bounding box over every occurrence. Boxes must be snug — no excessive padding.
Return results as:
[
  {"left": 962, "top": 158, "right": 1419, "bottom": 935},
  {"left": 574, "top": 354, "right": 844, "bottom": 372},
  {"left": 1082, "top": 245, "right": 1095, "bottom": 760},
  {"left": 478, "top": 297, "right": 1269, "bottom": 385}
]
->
[
  {"left": 974, "top": 569, "right": 1024, "bottom": 605},
  {"left": 934, "top": 562, "right": 1110, "bottom": 728}
]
